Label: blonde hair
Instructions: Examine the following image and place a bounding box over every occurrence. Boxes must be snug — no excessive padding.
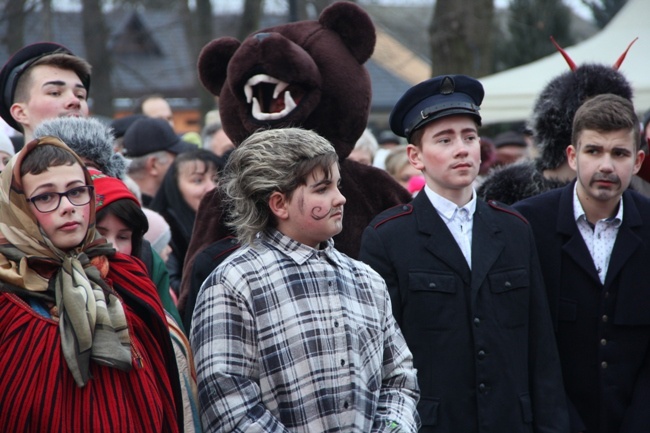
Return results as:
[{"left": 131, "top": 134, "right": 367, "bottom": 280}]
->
[{"left": 384, "top": 144, "right": 410, "bottom": 177}]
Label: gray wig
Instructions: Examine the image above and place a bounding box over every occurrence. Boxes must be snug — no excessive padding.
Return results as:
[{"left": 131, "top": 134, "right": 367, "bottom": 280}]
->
[{"left": 220, "top": 128, "right": 338, "bottom": 246}]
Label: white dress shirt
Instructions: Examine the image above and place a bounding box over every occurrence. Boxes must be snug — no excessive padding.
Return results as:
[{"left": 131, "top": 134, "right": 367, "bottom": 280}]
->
[{"left": 424, "top": 185, "right": 477, "bottom": 269}]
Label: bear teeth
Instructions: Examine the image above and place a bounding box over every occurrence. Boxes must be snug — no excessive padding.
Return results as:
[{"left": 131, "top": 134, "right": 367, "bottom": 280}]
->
[{"left": 245, "top": 74, "right": 297, "bottom": 120}]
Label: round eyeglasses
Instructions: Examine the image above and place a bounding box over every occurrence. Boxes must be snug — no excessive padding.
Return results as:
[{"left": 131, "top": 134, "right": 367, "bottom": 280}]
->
[{"left": 26, "top": 185, "right": 94, "bottom": 213}]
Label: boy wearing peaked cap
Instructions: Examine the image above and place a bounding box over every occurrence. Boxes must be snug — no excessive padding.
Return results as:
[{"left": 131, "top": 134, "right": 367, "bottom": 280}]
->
[
  {"left": 359, "top": 75, "right": 569, "bottom": 433},
  {"left": 0, "top": 42, "right": 91, "bottom": 142}
]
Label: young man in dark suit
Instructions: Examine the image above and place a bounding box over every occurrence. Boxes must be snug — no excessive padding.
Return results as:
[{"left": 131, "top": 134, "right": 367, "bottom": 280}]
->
[
  {"left": 514, "top": 93, "right": 650, "bottom": 433},
  {"left": 359, "top": 74, "right": 569, "bottom": 433}
]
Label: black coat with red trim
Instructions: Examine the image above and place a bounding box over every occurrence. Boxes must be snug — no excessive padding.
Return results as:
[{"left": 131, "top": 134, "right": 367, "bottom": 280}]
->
[{"left": 359, "top": 191, "right": 569, "bottom": 433}]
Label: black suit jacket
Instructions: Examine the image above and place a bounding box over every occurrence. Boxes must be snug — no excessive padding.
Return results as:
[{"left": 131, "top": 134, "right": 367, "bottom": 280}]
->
[
  {"left": 514, "top": 183, "right": 650, "bottom": 433},
  {"left": 360, "top": 192, "right": 568, "bottom": 433}
]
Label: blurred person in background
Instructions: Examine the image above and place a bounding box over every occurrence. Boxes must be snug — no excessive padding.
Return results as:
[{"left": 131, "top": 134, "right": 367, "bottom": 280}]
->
[
  {"left": 385, "top": 144, "right": 424, "bottom": 194},
  {"left": 133, "top": 93, "right": 175, "bottom": 130},
  {"left": 348, "top": 128, "right": 379, "bottom": 166},
  {"left": 150, "top": 149, "right": 220, "bottom": 296},
  {"left": 0, "top": 129, "right": 15, "bottom": 173},
  {"left": 124, "top": 117, "right": 195, "bottom": 207}
]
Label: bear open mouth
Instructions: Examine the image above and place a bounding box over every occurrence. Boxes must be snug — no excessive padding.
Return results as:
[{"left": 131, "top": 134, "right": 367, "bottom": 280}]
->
[{"left": 244, "top": 74, "right": 304, "bottom": 121}]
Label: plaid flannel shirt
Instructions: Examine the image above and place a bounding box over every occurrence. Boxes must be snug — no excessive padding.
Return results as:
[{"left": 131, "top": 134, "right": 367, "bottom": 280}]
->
[{"left": 191, "top": 228, "right": 420, "bottom": 433}]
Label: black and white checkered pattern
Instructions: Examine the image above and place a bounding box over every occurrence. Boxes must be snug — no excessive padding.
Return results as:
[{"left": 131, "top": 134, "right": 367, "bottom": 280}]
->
[{"left": 191, "top": 228, "right": 420, "bottom": 433}]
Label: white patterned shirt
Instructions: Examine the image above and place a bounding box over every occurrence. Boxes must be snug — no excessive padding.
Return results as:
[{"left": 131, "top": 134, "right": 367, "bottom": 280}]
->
[
  {"left": 573, "top": 183, "right": 623, "bottom": 284},
  {"left": 424, "top": 185, "right": 477, "bottom": 269},
  {"left": 190, "top": 228, "right": 420, "bottom": 433}
]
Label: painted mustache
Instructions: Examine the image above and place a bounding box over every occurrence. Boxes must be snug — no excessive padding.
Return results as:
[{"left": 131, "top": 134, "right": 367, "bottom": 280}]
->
[
  {"left": 311, "top": 206, "right": 344, "bottom": 221},
  {"left": 590, "top": 173, "right": 620, "bottom": 186}
]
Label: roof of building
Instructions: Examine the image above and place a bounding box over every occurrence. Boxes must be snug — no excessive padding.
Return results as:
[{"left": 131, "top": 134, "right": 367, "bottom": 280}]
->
[{"left": 0, "top": 8, "right": 415, "bottom": 112}]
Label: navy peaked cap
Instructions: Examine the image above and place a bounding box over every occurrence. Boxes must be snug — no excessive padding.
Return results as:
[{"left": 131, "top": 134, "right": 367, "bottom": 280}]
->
[{"left": 389, "top": 74, "right": 484, "bottom": 141}]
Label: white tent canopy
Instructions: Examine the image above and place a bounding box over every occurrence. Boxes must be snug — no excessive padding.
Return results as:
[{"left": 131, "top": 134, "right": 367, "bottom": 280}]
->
[{"left": 479, "top": 0, "right": 649, "bottom": 124}]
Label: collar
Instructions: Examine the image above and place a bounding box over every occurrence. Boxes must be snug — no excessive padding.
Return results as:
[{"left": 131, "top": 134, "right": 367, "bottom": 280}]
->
[
  {"left": 572, "top": 182, "right": 623, "bottom": 227},
  {"left": 424, "top": 184, "right": 477, "bottom": 221},
  {"left": 261, "top": 228, "right": 342, "bottom": 267}
]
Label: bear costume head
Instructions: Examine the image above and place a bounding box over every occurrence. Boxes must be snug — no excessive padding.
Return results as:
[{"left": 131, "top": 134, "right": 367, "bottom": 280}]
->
[
  {"left": 197, "top": 2, "right": 375, "bottom": 160},
  {"left": 178, "top": 2, "right": 412, "bottom": 325}
]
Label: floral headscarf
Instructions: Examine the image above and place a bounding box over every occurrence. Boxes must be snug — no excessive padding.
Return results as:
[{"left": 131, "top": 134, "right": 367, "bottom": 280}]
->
[{"left": 0, "top": 136, "right": 132, "bottom": 387}]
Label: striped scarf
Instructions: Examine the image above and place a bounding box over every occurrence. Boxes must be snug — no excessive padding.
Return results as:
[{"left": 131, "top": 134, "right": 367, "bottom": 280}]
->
[{"left": 0, "top": 137, "right": 132, "bottom": 387}]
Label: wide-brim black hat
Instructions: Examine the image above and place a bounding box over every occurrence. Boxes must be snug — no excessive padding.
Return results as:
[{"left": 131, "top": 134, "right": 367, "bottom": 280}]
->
[
  {"left": 123, "top": 117, "right": 196, "bottom": 157},
  {"left": 0, "top": 42, "right": 90, "bottom": 132},
  {"left": 110, "top": 114, "right": 146, "bottom": 139}
]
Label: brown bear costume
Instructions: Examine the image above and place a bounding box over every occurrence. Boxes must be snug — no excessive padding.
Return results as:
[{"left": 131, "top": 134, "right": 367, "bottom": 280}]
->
[{"left": 178, "top": 2, "right": 411, "bottom": 328}]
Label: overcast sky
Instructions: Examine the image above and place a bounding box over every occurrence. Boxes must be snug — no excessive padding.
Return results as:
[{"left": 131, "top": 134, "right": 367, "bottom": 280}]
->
[
  {"left": 50, "top": 0, "right": 594, "bottom": 22},
  {"left": 213, "top": 0, "right": 594, "bottom": 21}
]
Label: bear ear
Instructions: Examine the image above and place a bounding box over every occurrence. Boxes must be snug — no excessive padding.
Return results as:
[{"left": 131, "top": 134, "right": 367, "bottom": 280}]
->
[
  {"left": 197, "top": 37, "right": 241, "bottom": 96},
  {"left": 319, "top": 2, "right": 376, "bottom": 64}
]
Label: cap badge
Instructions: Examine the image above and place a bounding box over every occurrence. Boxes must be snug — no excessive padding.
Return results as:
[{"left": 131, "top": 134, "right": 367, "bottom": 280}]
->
[{"left": 440, "top": 76, "right": 455, "bottom": 95}]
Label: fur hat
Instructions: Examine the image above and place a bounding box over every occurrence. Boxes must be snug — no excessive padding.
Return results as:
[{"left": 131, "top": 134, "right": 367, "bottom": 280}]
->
[
  {"left": 33, "top": 117, "right": 127, "bottom": 179},
  {"left": 477, "top": 160, "right": 569, "bottom": 204},
  {"left": 530, "top": 63, "right": 633, "bottom": 171}
]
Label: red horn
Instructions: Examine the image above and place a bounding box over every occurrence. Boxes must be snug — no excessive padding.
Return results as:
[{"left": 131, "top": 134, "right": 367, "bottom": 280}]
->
[
  {"left": 550, "top": 36, "right": 576, "bottom": 71},
  {"left": 613, "top": 37, "right": 638, "bottom": 70}
]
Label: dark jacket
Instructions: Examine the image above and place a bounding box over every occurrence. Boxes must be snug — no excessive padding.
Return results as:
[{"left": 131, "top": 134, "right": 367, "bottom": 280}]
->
[
  {"left": 514, "top": 183, "right": 650, "bottom": 433},
  {"left": 359, "top": 191, "right": 568, "bottom": 433}
]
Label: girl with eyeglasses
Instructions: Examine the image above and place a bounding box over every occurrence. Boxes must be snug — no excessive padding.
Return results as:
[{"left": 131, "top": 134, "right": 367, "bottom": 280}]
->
[{"left": 0, "top": 136, "right": 182, "bottom": 432}]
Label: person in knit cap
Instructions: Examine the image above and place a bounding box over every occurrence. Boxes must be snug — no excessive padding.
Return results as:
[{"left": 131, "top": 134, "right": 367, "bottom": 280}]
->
[
  {"left": 478, "top": 63, "right": 636, "bottom": 204},
  {"left": 91, "top": 169, "right": 200, "bottom": 433},
  {"left": 91, "top": 169, "right": 181, "bottom": 326}
]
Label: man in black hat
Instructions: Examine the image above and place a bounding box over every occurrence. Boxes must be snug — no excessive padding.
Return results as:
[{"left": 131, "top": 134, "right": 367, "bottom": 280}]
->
[
  {"left": 124, "top": 117, "right": 196, "bottom": 207},
  {"left": 359, "top": 74, "right": 569, "bottom": 433},
  {"left": 493, "top": 130, "right": 530, "bottom": 167},
  {"left": 0, "top": 42, "right": 91, "bottom": 142}
]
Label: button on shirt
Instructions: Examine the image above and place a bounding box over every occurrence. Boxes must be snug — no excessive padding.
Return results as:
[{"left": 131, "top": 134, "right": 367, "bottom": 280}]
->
[
  {"left": 190, "top": 228, "right": 420, "bottom": 433},
  {"left": 424, "top": 185, "right": 477, "bottom": 269},
  {"left": 573, "top": 183, "right": 623, "bottom": 284}
]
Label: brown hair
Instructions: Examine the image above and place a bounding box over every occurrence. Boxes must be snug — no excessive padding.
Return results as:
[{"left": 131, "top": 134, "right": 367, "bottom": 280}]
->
[
  {"left": 13, "top": 53, "right": 91, "bottom": 105},
  {"left": 20, "top": 143, "right": 78, "bottom": 177},
  {"left": 572, "top": 94, "right": 640, "bottom": 150}
]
